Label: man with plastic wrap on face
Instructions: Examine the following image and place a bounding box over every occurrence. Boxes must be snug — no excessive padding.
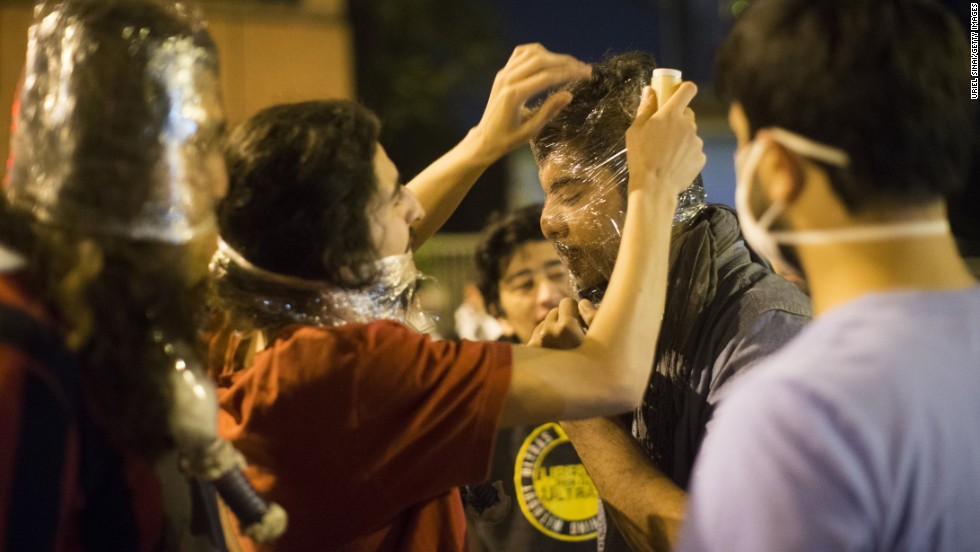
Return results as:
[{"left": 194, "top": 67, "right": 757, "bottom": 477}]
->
[
  {"left": 207, "top": 43, "right": 707, "bottom": 551},
  {"left": 678, "top": 0, "right": 980, "bottom": 550},
  {"left": 0, "top": 0, "right": 261, "bottom": 548},
  {"left": 528, "top": 51, "right": 813, "bottom": 551}
]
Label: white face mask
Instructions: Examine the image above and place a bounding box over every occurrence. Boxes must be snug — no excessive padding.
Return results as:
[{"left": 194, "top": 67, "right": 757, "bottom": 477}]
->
[{"left": 734, "top": 127, "right": 949, "bottom": 278}]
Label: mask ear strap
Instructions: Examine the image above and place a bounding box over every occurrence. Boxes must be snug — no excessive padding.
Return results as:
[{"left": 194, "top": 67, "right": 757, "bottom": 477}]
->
[{"left": 769, "top": 128, "right": 850, "bottom": 168}]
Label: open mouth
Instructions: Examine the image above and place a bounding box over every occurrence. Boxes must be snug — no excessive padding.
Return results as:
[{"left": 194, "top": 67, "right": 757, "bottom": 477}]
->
[{"left": 553, "top": 241, "right": 608, "bottom": 303}]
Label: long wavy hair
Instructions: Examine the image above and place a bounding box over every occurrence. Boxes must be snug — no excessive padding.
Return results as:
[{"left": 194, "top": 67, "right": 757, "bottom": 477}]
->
[{"left": 4, "top": 0, "right": 222, "bottom": 460}]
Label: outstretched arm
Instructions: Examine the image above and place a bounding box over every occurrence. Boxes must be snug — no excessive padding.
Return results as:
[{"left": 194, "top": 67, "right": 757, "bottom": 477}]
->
[{"left": 407, "top": 44, "right": 591, "bottom": 248}]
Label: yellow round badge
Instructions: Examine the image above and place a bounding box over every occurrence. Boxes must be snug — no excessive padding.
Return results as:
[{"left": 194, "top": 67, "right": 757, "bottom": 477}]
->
[{"left": 514, "top": 423, "right": 600, "bottom": 541}]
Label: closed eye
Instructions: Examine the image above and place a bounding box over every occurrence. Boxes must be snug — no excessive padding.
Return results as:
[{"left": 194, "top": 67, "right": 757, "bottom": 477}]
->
[{"left": 548, "top": 177, "right": 590, "bottom": 206}]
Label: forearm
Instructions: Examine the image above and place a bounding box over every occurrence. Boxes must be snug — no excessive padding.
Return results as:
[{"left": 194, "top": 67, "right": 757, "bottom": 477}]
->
[
  {"left": 562, "top": 417, "right": 686, "bottom": 552},
  {"left": 406, "top": 129, "right": 496, "bottom": 249},
  {"left": 505, "top": 188, "right": 677, "bottom": 425},
  {"left": 585, "top": 187, "right": 678, "bottom": 393}
]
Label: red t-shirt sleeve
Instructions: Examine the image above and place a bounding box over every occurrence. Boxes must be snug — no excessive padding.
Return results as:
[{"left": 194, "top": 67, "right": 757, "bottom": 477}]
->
[
  {"left": 350, "top": 321, "right": 512, "bottom": 498},
  {"left": 222, "top": 319, "right": 512, "bottom": 540}
]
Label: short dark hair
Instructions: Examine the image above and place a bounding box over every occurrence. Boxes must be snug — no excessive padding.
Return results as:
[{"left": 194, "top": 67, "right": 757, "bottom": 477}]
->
[
  {"left": 531, "top": 51, "right": 654, "bottom": 169},
  {"left": 219, "top": 100, "right": 382, "bottom": 287},
  {"left": 715, "top": 0, "right": 973, "bottom": 211},
  {"left": 474, "top": 203, "right": 546, "bottom": 315}
]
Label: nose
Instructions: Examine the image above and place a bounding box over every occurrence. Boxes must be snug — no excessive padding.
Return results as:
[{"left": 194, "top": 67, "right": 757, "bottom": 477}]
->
[{"left": 540, "top": 201, "right": 568, "bottom": 241}]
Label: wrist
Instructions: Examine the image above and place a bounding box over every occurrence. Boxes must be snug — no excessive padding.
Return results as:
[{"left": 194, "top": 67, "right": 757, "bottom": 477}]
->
[
  {"left": 627, "top": 181, "right": 681, "bottom": 212},
  {"left": 460, "top": 126, "right": 503, "bottom": 168}
]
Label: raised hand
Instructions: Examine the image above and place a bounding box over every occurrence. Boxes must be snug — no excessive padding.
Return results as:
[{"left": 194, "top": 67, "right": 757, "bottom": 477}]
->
[
  {"left": 528, "top": 298, "right": 593, "bottom": 350},
  {"left": 625, "top": 82, "right": 706, "bottom": 198},
  {"left": 470, "top": 43, "right": 591, "bottom": 163}
]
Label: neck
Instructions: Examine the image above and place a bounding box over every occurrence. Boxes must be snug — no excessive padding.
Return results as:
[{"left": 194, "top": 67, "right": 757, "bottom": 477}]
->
[{"left": 800, "top": 231, "right": 977, "bottom": 317}]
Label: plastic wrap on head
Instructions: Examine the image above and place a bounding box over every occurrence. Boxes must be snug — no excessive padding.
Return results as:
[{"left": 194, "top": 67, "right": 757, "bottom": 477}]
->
[
  {"left": 6, "top": 0, "right": 224, "bottom": 244},
  {"left": 210, "top": 240, "right": 434, "bottom": 334},
  {"left": 535, "top": 82, "right": 706, "bottom": 304}
]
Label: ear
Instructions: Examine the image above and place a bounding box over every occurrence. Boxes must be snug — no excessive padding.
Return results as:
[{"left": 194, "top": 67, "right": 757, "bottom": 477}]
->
[{"left": 764, "top": 139, "right": 806, "bottom": 205}]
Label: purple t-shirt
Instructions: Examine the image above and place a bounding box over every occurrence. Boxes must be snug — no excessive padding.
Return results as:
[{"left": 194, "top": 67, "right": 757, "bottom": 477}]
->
[{"left": 679, "top": 286, "right": 980, "bottom": 552}]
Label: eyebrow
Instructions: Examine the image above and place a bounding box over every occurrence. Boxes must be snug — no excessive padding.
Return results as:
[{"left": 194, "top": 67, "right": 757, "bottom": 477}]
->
[
  {"left": 546, "top": 176, "right": 589, "bottom": 194},
  {"left": 502, "top": 269, "right": 533, "bottom": 285},
  {"left": 501, "top": 259, "right": 565, "bottom": 284}
]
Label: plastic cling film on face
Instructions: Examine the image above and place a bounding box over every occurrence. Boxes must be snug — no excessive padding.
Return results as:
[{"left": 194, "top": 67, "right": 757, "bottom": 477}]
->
[
  {"left": 5, "top": 0, "right": 225, "bottom": 244},
  {"left": 531, "top": 54, "right": 706, "bottom": 304}
]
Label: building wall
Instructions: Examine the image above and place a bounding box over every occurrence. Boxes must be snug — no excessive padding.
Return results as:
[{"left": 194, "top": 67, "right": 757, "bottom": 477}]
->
[{"left": 0, "top": 0, "right": 354, "bottom": 181}]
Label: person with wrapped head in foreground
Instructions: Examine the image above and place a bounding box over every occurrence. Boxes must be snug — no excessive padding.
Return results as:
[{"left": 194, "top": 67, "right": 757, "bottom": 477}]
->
[
  {"left": 207, "top": 43, "right": 704, "bottom": 551},
  {"left": 678, "top": 0, "right": 980, "bottom": 550},
  {"left": 527, "top": 52, "right": 812, "bottom": 550},
  {"left": 0, "top": 0, "right": 283, "bottom": 549}
]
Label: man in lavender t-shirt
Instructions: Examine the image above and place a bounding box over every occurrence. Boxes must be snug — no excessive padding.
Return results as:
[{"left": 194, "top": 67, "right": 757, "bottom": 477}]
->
[{"left": 679, "top": 0, "right": 980, "bottom": 550}]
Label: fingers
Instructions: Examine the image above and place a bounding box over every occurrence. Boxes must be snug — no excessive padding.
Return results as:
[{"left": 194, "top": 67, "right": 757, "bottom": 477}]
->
[
  {"left": 633, "top": 81, "right": 697, "bottom": 127},
  {"left": 624, "top": 79, "right": 705, "bottom": 197},
  {"left": 520, "top": 91, "right": 572, "bottom": 141},
  {"left": 505, "top": 47, "right": 590, "bottom": 84},
  {"left": 475, "top": 43, "right": 590, "bottom": 160},
  {"left": 578, "top": 299, "right": 597, "bottom": 327},
  {"left": 530, "top": 298, "right": 588, "bottom": 350},
  {"left": 659, "top": 81, "right": 698, "bottom": 115},
  {"left": 556, "top": 297, "right": 579, "bottom": 326},
  {"left": 528, "top": 307, "right": 560, "bottom": 346},
  {"left": 682, "top": 107, "right": 696, "bottom": 124},
  {"left": 494, "top": 43, "right": 591, "bottom": 105}
]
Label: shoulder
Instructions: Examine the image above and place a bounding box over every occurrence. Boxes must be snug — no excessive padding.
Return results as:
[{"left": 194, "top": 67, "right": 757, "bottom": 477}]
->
[
  {"left": 707, "top": 291, "right": 811, "bottom": 400},
  {"left": 714, "top": 302, "right": 914, "bottom": 434},
  {"left": 279, "top": 320, "right": 511, "bottom": 362},
  {"left": 253, "top": 320, "right": 512, "bottom": 390}
]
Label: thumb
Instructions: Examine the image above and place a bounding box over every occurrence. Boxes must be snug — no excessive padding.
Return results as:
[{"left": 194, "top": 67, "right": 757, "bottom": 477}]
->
[
  {"left": 578, "top": 299, "right": 597, "bottom": 327},
  {"left": 634, "top": 85, "right": 658, "bottom": 123}
]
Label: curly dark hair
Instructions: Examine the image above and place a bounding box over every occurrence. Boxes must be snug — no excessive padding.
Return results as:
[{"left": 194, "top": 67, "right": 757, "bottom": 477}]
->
[
  {"left": 530, "top": 51, "right": 655, "bottom": 169},
  {"left": 474, "top": 203, "right": 546, "bottom": 316},
  {"left": 219, "top": 100, "right": 382, "bottom": 287},
  {"left": 529, "top": 51, "right": 704, "bottom": 198},
  {"left": 715, "top": 0, "right": 973, "bottom": 212}
]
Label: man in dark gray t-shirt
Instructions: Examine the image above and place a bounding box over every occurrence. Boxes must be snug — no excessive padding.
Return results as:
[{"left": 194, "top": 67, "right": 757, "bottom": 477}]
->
[{"left": 529, "top": 51, "right": 812, "bottom": 551}]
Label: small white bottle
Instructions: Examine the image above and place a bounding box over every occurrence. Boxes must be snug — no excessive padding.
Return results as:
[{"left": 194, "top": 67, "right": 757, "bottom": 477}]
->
[{"left": 651, "top": 68, "right": 682, "bottom": 109}]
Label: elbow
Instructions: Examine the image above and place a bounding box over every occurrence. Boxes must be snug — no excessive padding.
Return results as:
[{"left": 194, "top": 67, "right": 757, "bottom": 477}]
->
[{"left": 582, "top": 342, "right": 651, "bottom": 415}]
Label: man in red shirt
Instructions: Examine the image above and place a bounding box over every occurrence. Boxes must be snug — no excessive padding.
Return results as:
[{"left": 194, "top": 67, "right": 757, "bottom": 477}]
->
[{"left": 209, "top": 44, "right": 706, "bottom": 551}]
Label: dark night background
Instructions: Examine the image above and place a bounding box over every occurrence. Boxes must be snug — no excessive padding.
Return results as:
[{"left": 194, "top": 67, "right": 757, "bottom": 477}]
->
[
  {"left": 348, "top": 0, "right": 743, "bottom": 232},
  {"left": 346, "top": 0, "right": 977, "bottom": 249}
]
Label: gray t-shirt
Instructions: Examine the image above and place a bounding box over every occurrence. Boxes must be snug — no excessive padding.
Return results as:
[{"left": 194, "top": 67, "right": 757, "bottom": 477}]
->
[{"left": 680, "top": 286, "right": 980, "bottom": 551}]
